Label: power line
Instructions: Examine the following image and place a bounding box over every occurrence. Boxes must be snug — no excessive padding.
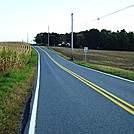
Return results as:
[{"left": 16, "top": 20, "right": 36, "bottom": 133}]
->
[
  {"left": 63, "top": 3, "right": 134, "bottom": 33},
  {"left": 74, "top": 0, "right": 107, "bottom": 24},
  {"left": 75, "top": 4, "right": 134, "bottom": 28},
  {"left": 97, "top": 4, "right": 134, "bottom": 20},
  {"left": 63, "top": 0, "right": 107, "bottom": 33}
]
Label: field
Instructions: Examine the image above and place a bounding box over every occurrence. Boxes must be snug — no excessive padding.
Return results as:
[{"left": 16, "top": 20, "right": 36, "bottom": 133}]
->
[
  {"left": 0, "top": 42, "right": 37, "bottom": 133},
  {"left": 0, "top": 42, "right": 31, "bottom": 71},
  {"left": 51, "top": 47, "right": 134, "bottom": 71},
  {"left": 51, "top": 47, "right": 134, "bottom": 80}
]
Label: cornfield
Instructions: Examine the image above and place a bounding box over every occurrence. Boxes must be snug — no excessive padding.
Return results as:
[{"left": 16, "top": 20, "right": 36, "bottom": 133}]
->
[{"left": 0, "top": 42, "right": 31, "bottom": 72}]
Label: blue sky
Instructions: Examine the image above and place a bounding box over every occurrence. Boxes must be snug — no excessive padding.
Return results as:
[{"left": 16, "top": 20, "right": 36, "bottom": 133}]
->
[{"left": 0, "top": 0, "right": 134, "bottom": 42}]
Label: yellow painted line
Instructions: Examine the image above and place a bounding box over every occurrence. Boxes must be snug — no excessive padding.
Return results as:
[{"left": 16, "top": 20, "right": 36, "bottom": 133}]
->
[{"left": 40, "top": 47, "right": 134, "bottom": 115}]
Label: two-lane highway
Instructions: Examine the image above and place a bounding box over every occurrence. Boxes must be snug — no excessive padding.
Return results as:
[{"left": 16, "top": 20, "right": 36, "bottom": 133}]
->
[{"left": 25, "top": 46, "right": 134, "bottom": 134}]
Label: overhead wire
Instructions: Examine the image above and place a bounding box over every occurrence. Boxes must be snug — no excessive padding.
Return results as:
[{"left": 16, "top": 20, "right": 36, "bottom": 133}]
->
[
  {"left": 74, "top": 4, "right": 134, "bottom": 28},
  {"left": 63, "top": 0, "right": 91, "bottom": 33},
  {"left": 97, "top": 4, "right": 134, "bottom": 20},
  {"left": 66, "top": 0, "right": 108, "bottom": 32},
  {"left": 63, "top": 1, "right": 134, "bottom": 33},
  {"left": 79, "top": 0, "right": 107, "bottom": 16}
]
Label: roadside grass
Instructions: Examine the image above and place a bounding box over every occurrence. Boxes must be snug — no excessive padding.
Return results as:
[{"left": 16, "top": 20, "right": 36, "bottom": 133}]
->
[
  {"left": 0, "top": 48, "right": 37, "bottom": 133},
  {"left": 50, "top": 47, "right": 134, "bottom": 80},
  {"left": 73, "top": 60, "right": 134, "bottom": 80}
]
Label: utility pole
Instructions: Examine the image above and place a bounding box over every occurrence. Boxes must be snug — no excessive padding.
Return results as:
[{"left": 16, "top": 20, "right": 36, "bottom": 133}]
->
[
  {"left": 27, "top": 34, "right": 29, "bottom": 44},
  {"left": 48, "top": 26, "right": 49, "bottom": 48},
  {"left": 71, "top": 13, "right": 74, "bottom": 60}
]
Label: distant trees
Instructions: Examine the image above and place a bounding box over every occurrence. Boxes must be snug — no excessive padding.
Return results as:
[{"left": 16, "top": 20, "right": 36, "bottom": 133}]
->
[{"left": 34, "top": 29, "right": 134, "bottom": 51}]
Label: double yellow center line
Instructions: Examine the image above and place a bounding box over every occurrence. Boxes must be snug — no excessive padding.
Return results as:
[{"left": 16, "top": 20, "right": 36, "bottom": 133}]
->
[{"left": 40, "top": 47, "right": 134, "bottom": 115}]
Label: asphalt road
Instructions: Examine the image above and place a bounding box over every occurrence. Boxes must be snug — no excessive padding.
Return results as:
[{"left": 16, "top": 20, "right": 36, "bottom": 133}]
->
[{"left": 25, "top": 46, "right": 134, "bottom": 134}]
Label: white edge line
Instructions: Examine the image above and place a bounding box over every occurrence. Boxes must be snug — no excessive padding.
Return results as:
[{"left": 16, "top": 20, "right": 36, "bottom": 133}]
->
[
  {"left": 48, "top": 48, "right": 134, "bottom": 84},
  {"left": 28, "top": 47, "right": 40, "bottom": 134},
  {"left": 73, "top": 61, "right": 134, "bottom": 83}
]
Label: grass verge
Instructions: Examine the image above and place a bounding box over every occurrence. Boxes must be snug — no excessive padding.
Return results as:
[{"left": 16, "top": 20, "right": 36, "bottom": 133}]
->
[
  {"left": 73, "top": 60, "right": 134, "bottom": 80},
  {"left": 50, "top": 47, "right": 134, "bottom": 80},
  {"left": 0, "top": 48, "right": 37, "bottom": 133}
]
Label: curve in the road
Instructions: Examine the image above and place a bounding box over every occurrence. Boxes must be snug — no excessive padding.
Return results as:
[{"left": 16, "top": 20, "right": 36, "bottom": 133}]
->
[{"left": 39, "top": 47, "right": 134, "bottom": 115}]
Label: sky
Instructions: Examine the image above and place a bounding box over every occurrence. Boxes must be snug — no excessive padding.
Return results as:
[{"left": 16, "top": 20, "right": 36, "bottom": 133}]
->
[{"left": 0, "top": 0, "right": 134, "bottom": 42}]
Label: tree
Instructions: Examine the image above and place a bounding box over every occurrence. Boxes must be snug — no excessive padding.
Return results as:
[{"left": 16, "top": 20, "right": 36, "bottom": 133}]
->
[
  {"left": 34, "top": 29, "right": 134, "bottom": 51},
  {"left": 127, "top": 32, "right": 134, "bottom": 51}
]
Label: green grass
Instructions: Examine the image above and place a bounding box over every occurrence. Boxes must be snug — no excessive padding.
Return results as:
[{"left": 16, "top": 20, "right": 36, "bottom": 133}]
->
[
  {"left": 0, "top": 48, "right": 37, "bottom": 133},
  {"left": 73, "top": 60, "right": 134, "bottom": 80}
]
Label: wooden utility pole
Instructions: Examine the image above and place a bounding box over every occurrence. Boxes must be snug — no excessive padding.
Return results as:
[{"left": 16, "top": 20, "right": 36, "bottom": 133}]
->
[{"left": 71, "top": 13, "right": 74, "bottom": 60}]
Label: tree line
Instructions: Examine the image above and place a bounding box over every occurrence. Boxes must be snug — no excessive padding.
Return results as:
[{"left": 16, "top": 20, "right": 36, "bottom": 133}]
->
[{"left": 34, "top": 29, "right": 134, "bottom": 51}]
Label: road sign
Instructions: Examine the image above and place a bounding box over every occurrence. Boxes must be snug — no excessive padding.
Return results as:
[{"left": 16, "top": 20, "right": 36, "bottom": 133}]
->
[
  {"left": 84, "top": 47, "right": 88, "bottom": 62},
  {"left": 84, "top": 47, "right": 88, "bottom": 53}
]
